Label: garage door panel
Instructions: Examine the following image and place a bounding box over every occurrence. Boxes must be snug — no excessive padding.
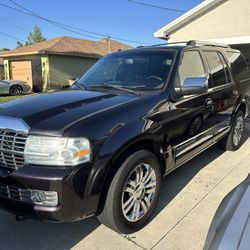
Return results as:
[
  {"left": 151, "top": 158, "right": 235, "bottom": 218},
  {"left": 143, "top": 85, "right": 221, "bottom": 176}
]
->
[{"left": 10, "top": 61, "right": 33, "bottom": 87}]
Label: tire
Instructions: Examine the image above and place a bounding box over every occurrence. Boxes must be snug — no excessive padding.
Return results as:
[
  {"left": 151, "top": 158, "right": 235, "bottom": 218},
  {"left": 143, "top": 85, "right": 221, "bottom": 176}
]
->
[
  {"left": 97, "top": 150, "right": 162, "bottom": 234},
  {"left": 9, "top": 85, "right": 23, "bottom": 96},
  {"left": 219, "top": 110, "right": 245, "bottom": 151}
]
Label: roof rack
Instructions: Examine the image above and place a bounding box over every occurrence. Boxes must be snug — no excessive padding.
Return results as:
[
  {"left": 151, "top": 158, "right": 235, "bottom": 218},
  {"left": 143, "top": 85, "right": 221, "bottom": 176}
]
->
[
  {"left": 186, "top": 40, "right": 230, "bottom": 48},
  {"left": 151, "top": 41, "right": 189, "bottom": 47},
  {"left": 136, "top": 40, "right": 230, "bottom": 49}
]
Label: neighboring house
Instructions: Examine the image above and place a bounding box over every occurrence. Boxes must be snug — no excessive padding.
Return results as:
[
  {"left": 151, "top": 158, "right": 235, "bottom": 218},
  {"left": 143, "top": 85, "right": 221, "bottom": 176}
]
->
[
  {"left": 154, "top": 0, "right": 250, "bottom": 60},
  {"left": 0, "top": 36, "right": 131, "bottom": 92},
  {"left": 0, "top": 58, "right": 4, "bottom": 80}
]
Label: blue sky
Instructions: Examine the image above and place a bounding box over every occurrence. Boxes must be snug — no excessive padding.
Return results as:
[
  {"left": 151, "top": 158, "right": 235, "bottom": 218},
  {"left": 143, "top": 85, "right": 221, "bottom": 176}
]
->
[{"left": 0, "top": 0, "right": 202, "bottom": 49}]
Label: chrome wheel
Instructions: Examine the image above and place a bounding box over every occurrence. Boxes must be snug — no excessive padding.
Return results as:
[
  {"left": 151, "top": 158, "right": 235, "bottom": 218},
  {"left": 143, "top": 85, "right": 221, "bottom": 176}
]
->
[
  {"left": 121, "top": 163, "right": 157, "bottom": 222},
  {"left": 233, "top": 116, "right": 244, "bottom": 146}
]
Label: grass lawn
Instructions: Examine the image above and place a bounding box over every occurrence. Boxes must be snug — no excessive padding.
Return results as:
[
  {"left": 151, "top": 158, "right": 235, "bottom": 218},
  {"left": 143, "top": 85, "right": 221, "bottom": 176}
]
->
[{"left": 0, "top": 95, "right": 26, "bottom": 103}]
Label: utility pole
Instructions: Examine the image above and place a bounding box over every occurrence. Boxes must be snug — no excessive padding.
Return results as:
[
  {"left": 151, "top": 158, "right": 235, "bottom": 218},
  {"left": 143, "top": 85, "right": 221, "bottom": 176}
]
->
[{"left": 107, "top": 35, "right": 111, "bottom": 53}]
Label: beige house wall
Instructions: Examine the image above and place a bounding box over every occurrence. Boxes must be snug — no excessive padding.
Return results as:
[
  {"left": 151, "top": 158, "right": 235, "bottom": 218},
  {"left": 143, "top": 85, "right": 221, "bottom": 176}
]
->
[{"left": 168, "top": 0, "right": 250, "bottom": 42}]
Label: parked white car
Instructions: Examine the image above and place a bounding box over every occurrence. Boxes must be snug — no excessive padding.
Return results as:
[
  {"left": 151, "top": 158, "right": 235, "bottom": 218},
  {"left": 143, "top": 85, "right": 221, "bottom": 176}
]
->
[{"left": 0, "top": 80, "right": 31, "bottom": 96}]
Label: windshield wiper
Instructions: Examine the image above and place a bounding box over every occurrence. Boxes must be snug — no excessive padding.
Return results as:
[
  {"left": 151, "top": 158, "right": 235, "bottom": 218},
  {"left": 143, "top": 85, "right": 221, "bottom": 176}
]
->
[
  {"left": 74, "top": 82, "right": 86, "bottom": 91},
  {"left": 90, "top": 84, "right": 141, "bottom": 95}
]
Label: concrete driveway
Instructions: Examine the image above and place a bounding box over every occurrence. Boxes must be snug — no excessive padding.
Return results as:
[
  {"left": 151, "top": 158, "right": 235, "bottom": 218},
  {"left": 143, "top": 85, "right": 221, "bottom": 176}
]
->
[{"left": 1, "top": 121, "right": 250, "bottom": 250}]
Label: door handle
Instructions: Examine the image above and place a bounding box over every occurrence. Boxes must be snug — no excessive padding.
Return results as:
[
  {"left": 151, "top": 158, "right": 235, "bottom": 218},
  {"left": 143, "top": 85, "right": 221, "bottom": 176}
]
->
[
  {"left": 233, "top": 89, "right": 239, "bottom": 96},
  {"left": 205, "top": 98, "right": 213, "bottom": 107}
]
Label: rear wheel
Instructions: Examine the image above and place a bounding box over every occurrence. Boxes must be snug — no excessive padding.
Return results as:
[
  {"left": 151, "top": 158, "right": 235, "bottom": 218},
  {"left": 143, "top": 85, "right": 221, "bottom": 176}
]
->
[
  {"left": 220, "top": 110, "right": 245, "bottom": 151},
  {"left": 98, "top": 150, "right": 162, "bottom": 234},
  {"left": 9, "top": 85, "right": 23, "bottom": 96}
]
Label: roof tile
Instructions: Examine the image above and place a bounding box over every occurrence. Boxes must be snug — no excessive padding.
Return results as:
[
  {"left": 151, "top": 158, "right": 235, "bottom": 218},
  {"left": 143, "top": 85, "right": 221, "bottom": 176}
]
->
[{"left": 0, "top": 36, "right": 132, "bottom": 58}]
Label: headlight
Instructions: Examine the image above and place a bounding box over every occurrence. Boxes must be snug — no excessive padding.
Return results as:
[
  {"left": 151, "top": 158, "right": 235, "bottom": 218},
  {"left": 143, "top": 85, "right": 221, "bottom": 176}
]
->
[{"left": 24, "top": 136, "right": 91, "bottom": 166}]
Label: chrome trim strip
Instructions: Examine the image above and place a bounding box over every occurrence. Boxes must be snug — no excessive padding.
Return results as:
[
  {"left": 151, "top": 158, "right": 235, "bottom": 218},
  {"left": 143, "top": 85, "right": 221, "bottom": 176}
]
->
[
  {"left": 162, "top": 127, "right": 231, "bottom": 177},
  {"left": 0, "top": 116, "right": 30, "bottom": 134},
  {"left": 208, "top": 83, "right": 234, "bottom": 92},
  {"left": 173, "top": 122, "right": 230, "bottom": 158}
]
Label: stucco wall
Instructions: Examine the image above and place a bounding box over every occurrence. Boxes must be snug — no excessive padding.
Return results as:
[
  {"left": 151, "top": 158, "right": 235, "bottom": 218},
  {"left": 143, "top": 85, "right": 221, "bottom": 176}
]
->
[
  {"left": 168, "top": 0, "right": 250, "bottom": 42},
  {"left": 47, "top": 55, "right": 97, "bottom": 90}
]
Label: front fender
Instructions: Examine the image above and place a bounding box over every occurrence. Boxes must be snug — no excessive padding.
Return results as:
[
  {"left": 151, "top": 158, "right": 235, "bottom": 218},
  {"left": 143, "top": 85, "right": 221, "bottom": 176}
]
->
[
  {"left": 84, "top": 119, "right": 163, "bottom": 198},
  {"left": 99, "top": 120, "right": 161, "bottom": 157}
]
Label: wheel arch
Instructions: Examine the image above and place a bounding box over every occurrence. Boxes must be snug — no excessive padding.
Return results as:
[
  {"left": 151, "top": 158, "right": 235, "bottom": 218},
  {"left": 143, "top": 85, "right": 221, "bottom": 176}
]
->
[
  {"left": 235, "top": 101, "right": 247, "bottom": 118},
  {"left": 96, "top": 137, "right": 165, "bottom": 215}
]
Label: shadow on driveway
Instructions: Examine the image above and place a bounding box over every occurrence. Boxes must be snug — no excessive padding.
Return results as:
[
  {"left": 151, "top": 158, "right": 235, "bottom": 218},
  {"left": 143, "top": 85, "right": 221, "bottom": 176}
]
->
[
  {"left": 0, "top": 212, "right": 100, "bottom": 249},
  {"left": 0, "top": 122, "right": 249, "bottom": 250}
]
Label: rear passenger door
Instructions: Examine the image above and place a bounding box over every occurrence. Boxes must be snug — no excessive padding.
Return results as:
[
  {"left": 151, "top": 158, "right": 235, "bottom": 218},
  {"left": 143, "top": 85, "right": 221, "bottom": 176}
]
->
[{"left": 202, "top": 50, "right": 238, "bottom": 141}]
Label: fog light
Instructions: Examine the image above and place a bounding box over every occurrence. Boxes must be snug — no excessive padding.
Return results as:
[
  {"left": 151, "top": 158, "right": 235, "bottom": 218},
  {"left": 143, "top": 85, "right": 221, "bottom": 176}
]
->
[{"left": 30, "top": 190, "right": 58, "bottom": 207}]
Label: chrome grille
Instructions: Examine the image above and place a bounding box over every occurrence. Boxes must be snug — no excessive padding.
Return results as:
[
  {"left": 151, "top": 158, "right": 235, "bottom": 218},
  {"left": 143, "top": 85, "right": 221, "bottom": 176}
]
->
[
  {"left": 0, "top": 183, "right": 32, "bottom": 203},
  {"left": 0, "top": 129, "right": 27, "bottom": 170}
]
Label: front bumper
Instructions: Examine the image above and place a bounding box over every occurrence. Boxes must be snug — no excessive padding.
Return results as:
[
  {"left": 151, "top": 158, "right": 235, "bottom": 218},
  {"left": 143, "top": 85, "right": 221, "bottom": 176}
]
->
[{"left": 0, "top": 164, "right": 99, "bottom": 222}]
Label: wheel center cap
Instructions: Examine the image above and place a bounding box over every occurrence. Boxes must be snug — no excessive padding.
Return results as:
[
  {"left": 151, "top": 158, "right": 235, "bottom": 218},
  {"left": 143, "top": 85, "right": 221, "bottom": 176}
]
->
[{"left": 134, "top": 183, "right": 145, "bottom": 199}]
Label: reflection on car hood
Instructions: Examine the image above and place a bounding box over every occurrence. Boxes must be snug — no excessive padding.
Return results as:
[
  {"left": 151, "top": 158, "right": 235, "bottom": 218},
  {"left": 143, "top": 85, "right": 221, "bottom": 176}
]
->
[{"left": 0, "top": 90, "right": 139, "bottom": 135}]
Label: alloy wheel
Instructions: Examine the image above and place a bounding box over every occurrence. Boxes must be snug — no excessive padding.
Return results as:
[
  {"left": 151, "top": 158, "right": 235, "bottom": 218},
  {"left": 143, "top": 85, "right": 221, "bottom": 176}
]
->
[{"left": 121, "top": 163, "right": 157, "bottom": 222}]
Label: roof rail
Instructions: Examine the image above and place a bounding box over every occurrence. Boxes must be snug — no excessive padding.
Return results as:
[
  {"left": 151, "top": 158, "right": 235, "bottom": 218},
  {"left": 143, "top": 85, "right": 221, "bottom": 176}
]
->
[
  {"left": 136, "top": 40, "right": 231, "bottom": 49},
  {"left": 136, "top": 41, "right": 189, "bottom": 49},
  {"left": 187, "top": 40, "right": 231, "bottom": 48},
  {"left": 151, "top": 41, "right": 189, "bottom": 47}
]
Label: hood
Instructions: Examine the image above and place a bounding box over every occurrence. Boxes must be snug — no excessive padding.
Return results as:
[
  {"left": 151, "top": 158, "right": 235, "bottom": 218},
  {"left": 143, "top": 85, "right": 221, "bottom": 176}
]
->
[{"left": 0, "top": 90, "right": 139, "bottom": 135}]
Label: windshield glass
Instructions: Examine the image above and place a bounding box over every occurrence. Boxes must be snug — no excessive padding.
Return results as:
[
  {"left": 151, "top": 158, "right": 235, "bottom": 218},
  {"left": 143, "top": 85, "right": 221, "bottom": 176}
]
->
[{"left": 78, "top": 51, "right": 176, "bottom": 91}]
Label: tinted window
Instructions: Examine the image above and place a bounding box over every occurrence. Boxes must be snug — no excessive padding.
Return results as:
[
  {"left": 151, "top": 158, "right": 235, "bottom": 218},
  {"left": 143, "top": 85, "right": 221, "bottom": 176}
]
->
[
  {"left": 78, "top": 51, "right": 176, "bottom": 91},
  {"left": 218, "top": 52, "right": 231, "bottom": 83},
  {"left": 176, "top": 51, "right": 206, "bottom": 86},
  {"left": 227, "top": 52, "right": 249, "bottom": 83},
  {"left": 204, "top": 51, "right": 227, "bottom": 87}
]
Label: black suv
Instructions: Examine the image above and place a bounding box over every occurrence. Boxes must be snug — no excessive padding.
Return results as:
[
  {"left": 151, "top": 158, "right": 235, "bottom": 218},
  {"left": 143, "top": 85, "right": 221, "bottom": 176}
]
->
[{"left": 0, "top": 41, "right": 249, "bottom": 234}]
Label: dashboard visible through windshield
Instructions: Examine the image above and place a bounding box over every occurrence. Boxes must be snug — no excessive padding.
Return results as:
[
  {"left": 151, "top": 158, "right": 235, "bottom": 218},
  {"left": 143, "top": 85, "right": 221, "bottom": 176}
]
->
[{"left": 78, "top": 50, "right": 176, "bottom": 93}]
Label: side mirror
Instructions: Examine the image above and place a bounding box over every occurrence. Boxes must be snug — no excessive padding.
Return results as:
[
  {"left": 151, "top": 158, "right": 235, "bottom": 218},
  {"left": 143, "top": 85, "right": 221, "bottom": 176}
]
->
[{"left": 175, "top": 77, "right": 208, "bottom": 96}]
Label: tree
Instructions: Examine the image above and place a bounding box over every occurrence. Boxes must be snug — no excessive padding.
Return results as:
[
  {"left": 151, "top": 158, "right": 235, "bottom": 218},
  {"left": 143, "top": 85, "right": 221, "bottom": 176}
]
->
[
  {"left": 26, "top": 25, "right": 46, "bottom": 46},
  {"left": 0, "top": 48, "right": 10, "bottom": 52},
  {"left": 16, "top": 41, "right": 24, "bottom": 49}
]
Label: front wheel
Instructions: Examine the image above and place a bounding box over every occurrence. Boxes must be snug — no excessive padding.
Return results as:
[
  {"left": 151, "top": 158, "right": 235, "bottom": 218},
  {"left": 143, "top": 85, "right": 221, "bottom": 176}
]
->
[
  {"left": 219, "top": 110, "right": 245, "bottom": 151},
  {"left": 98, "top": 150, "right": 162, "bottom": 234}
]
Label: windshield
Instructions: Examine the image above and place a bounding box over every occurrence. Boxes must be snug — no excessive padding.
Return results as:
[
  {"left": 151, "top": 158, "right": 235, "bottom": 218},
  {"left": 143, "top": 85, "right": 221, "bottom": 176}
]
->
[{"left": 78, "top": 51, "right": 176, "bottom": 92}]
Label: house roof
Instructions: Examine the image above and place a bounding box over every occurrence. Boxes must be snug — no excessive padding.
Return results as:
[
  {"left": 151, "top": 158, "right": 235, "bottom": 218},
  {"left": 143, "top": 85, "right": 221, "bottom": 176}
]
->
[
  {"left": 154, "top": 0, "right": 227, "bottom": 39},
  {"left": 0, "top": 36, "right": 131, "bottom": 58}
]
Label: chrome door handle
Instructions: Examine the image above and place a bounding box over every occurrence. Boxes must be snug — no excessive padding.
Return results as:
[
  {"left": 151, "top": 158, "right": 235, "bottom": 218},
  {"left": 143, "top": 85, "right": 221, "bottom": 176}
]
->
[
  {"left": 233, "top": 89, "right": 239, "bottom": 96},
  {"left": 205, "top": 98, "right": 213, "bottom": 107}
]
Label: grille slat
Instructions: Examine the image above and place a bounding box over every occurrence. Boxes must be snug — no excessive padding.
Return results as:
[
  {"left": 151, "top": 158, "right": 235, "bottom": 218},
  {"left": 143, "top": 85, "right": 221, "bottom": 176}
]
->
[
  {"left": 0, "top": 130, "right": 27, "bottom": 170},
  {"left": 0, "top": 183, "right": 32, "bottom": 203}
]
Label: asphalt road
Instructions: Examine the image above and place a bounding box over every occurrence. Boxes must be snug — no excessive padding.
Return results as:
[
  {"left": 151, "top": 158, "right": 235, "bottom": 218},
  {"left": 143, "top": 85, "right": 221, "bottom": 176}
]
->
[{"left": 0, "top": 121, "right": 250, "bottom": 250}]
